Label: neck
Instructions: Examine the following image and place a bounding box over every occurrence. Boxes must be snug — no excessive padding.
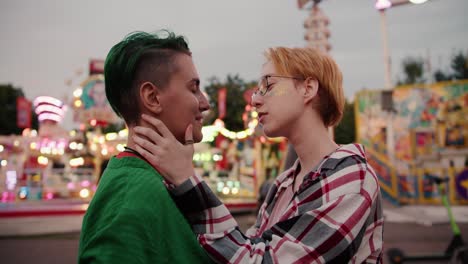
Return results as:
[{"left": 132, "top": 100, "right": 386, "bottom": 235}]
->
[{"left": 287, "top": 113, "right": 338, "bottom": 176}]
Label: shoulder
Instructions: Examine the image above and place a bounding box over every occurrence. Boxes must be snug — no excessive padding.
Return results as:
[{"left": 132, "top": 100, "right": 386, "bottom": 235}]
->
[
  {"left": 319, "top": 144, "right": 380, "bottom": 202},
  {"left": 98, "top": 158, "right": 171, "bottom": 211}
]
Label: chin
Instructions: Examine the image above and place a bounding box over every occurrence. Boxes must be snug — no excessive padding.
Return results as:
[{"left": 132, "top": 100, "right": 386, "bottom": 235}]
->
[
  {"left": 262, "top": 124, "right": 285, "bottom": 138},
  {"left": 193, "top": 130, "right": 203, "bottom": 143}
]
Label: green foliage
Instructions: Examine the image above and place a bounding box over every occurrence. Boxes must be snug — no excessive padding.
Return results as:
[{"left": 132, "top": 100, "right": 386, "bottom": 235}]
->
[
  {"left": 0, "top": 84, "right": 38, "bottom": 135},
  {"left": 203, "top": 74, "right": 256, "bottom": 131},
  {"left": 450, "top": 52, "right": 468, "bottom": 80},
  {"left": 397, "top": 57, "right": 425, "bottom": 85},
  {"left": 433, "top": 51, "right": 468, "bottom": 82},
  {"left": 434, "top": 70, "right": 451, "bottom": 82},
  {"left": 334, "top": 100, "right": 355, "bottom": 144}
]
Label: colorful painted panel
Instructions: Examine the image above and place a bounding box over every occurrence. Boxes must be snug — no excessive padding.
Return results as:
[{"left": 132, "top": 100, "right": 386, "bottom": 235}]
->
[{"left": 356, "top": 80, "right": 468, "bottom": 204}]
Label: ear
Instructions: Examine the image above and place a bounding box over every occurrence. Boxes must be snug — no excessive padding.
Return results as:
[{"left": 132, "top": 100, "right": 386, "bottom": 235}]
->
[
  {"left": 139, "top": 81, "right": 163, "bottom": 114},
  {"left": 303, "top": 77, "right": 319, "bottom": 104}
]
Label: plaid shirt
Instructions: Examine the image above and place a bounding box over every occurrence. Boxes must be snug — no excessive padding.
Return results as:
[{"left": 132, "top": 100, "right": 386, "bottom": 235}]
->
[{"left": 170, "top": 144, "right": 383, "bottom": 264}]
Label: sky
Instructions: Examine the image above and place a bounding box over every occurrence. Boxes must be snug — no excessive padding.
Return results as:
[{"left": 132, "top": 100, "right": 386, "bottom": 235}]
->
[{"left": 1, "top": 0, "right": 467, "bottom": 129}]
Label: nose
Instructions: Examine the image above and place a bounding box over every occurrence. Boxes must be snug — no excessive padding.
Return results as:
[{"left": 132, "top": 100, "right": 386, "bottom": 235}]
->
[
  {"left": 251, "top": 92, "right": 263, "bottom": 108},
  {"left": 199, "top": 92, "right": 210, "bottom": 112}
]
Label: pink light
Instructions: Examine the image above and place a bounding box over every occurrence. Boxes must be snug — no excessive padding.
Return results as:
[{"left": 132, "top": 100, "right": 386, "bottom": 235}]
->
[
  {"left": 375, "top": 0, "right": 392, "bottom": 10},
  {"left": 67, "top": 182, "right": 75, "bottom": 190},
  {"left": 38, "top": 113, "right": 63, "bottom": 123},
  {"left": 45, "top": 192, "right": 54, "bottom": 200},
  {"left": 81, "top": 180, "right": 91, "bottom": 188},
  {"left": 1, "top": 192, "right": 9, "bottom": 202},
  {"left": 35, "top": 104, "right": 65, "bottom": 117},
  {"left": 33, "top": 96, "right": 64, "bottom": 108}
]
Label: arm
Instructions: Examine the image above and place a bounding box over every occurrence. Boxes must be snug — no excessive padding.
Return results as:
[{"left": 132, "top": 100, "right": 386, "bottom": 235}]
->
[
  {"left": 170, "top": 175, "right": 377, "bottom": 264},
  {"left": 132, "top": 116, "right": 382, "bottom": 263}
]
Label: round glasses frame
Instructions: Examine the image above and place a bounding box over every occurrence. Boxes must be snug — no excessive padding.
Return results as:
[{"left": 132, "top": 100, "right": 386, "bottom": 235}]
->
[{"left": 254, "top": 75, "right": 304, "bottom": 96}]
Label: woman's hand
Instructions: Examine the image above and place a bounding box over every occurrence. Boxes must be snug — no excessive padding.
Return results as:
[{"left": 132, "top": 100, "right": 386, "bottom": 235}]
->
[{"left": 133, "top": 114, "right": 195, "bottom": 186}]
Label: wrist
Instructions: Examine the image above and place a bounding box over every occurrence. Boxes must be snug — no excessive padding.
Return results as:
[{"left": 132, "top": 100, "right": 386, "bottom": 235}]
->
[{"left": 172, "top": 169, "right": 195, "bottom": 186}]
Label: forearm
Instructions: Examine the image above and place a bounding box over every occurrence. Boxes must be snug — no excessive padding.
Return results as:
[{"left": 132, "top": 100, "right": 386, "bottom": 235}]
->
[{"left": 170, "top": 177, "right": 376, "bottom": 264}]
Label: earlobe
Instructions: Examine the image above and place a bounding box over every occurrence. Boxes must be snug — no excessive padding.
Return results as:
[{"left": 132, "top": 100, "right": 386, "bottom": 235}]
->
[
  {"left": 140, "top": 81, "right": 163, "bottom": 114},
  {"left": 303, "top": 78, "right": 319, "bottom": 104}
]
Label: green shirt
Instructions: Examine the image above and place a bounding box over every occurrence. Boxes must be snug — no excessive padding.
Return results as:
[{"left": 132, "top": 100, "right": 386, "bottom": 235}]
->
[{"left": 78, "top": 155, "right": 212, "bottom": 263}]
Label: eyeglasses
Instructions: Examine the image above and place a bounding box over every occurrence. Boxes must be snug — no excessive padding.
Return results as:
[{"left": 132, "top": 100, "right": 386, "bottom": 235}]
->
[{"left": 254, "top": 75, "right": 303, "bottom": 96}]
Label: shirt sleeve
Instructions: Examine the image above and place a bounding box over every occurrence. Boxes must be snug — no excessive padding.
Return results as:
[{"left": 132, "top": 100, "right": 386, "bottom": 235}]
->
[{"left": 169, "top": 175, "right": 378, "bottom": 264}]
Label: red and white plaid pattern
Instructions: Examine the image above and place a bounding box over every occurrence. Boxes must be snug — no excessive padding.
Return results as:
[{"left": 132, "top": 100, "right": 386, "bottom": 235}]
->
[{"left": 169, "top": 144, "right": 384, "bottom": 263}]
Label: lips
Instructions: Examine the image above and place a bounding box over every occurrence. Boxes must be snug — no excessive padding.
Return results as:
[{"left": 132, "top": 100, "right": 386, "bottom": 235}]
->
[
  {"left": 195, "top": 116, "right": 203, "bottom": 125},
  {"left": 258, "top": 113, "right": 268, "bottom": 123}
]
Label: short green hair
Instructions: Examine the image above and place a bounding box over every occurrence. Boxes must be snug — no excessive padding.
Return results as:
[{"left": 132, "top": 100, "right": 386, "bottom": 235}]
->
[{"left": 104, "top": 30, "right": 191, "bottom": 125}]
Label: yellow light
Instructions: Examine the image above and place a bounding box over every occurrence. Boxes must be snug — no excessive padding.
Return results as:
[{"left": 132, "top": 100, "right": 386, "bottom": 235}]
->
[
  {"left": 73, "top": 88, "right": 83, "bottom": 98},
  {"left": 222, "top": 187, "right": 230, "bottom": 195},
  {"left": 231, "top": 187, "right": 239, "bottom": 195},
  {"left": 32, "top": 174, "right": 41, "bottom": 182},
  {"left": 116, "top": 144, "right": 125, "bottom": 152},
  {"left": 22, "top": 128, "right": 31, "bottom": 136},
  {"left": 0, "top": 145, "right": 3, "bottom": 152},
  {"left": 252, "top": 111, "right": 258, "bottom": 118},
  {"left": 1, "top": 160, "right": 7, "bottom": 167},
  {"left": 74, "top": 100, "right": 82, "bottom": 108},
  {"left": 118, "top": 129, "right": 128, "bottom": 138},
  {"left": 236, "top": 131, "right": 248, "bottom": 139},
  {"left": 69, "top": 130, "right": 76, "bottom": 137},
  {"left": 101, "top": 149, "right": 108, "bottom": 156},
  {"left": 37, "top": 156, "right": 49, "bottom": 165},
  {"left": 79, "top": 189, "right": 90, "bottom": 198},
  {"left": 70, "top": 157, "right": 84, "bottom": 167},
  {"left": 105, "top": 133, "right": 118, "bottom": 141},
  {"left": 77, "top": 143, "right": 84, "bottom": 150},
  {"left": 69, "top": 142, "right": 77, "bottom": 150},
  {"left": 14, "top": 140, "right": 20, "bottom": 147},
  {"left": 249, "top": 119, "right": 258, "bottom": 128},
  {"left": 31, "top": 130, "right": 37, "bottom": 137},
  {"left": 214, "top": 119, "right": 224, "bottom": 128},
  {"left": 213, "top": 154, "right": 222, "bottom": 161},
  {"left": 30, "top": 142, "right": 37, "bottom": 150}
]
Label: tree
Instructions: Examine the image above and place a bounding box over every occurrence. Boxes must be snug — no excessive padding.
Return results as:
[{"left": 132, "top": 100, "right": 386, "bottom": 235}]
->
[
  {"left": 0, "top": 84, "right": 38, "bottom": 135},
  {"left": 334, "top": 100, "right": 355, "bottom": 144},
  {"left": 432, "top": 51, "right": 468, "bottom": 82},
  {"left": 433, "top": 69, "right": 451, "bottom": 82},
  {"left": 450, "top": 51, "right": 468, "bottom": 80},
  {"left": 204, "top": 74, "right": 256, "bottom": 131},
  {"left": 397, "top": 57, "right": 425, "bottom": 85}
]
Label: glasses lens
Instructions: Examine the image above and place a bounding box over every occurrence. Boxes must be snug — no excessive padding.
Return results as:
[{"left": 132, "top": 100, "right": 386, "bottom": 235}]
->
[{"left": 257, "top": 77, "right": 268, "bottom": 95}]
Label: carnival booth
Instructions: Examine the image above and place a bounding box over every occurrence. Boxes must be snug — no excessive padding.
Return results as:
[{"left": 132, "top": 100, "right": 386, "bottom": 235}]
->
[{"left": 355, "top": 80, "right": 468, "bottom": 205}]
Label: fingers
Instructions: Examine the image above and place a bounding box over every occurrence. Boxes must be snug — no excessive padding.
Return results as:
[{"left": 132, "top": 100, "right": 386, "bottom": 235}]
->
[
  {"left": 133, "top": 126, "right": 163, "bottom": 144},
  {"left": 133, "top": 133, "right": 161, "bottom": 157},
  {"left": 141, "top": 114, "right": 175, "bottom": 140},
  {"left": 134, "top": 144, "right": 162, "bottom": 171},
  {"left": 184, "top": 124, "right": 194, "bottom": 145}
]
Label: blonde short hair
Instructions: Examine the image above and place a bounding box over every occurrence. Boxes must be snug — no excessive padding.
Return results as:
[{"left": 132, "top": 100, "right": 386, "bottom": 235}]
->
[{"left": 264, "top": 47, "right": 344, "bottom": 127}]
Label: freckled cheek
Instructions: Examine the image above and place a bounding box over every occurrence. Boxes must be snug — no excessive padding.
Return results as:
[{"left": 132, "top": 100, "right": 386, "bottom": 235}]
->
[{"left": 269, "top": 83, "right": 289, "bottom": 97}]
